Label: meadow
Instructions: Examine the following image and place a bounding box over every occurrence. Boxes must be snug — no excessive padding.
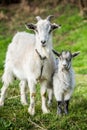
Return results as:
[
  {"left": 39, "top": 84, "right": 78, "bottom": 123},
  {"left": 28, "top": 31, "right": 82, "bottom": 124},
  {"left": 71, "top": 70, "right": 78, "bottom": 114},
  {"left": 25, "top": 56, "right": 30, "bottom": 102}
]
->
[{"left": 0, "top": 4, "right": 87, "bottom": 130}]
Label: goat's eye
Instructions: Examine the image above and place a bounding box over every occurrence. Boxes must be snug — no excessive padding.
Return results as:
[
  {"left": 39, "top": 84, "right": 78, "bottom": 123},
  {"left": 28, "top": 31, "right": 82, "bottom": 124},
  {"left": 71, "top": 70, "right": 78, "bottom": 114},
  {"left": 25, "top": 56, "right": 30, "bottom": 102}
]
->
[
  {"left": 66, "top": 58, "right": 68, "bottom": 61},
  {"left": 66, "top": 58, "right": 71, "bottom": 62},
  {"left": 69, "top": 59, "right": 71, "bottom": 62},
  {"left": 35, "top": 29, "right": 38, "bottom": 33}
]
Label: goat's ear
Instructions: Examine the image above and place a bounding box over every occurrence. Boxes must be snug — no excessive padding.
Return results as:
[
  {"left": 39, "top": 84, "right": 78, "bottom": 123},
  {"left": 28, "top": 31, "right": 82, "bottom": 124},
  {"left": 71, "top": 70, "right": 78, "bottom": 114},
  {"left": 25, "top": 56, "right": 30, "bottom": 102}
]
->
[
  {"left": 51, "top": 23, "right": 61, "bottom": 31},
  {"left": 72, "top": 51, "right": 80, "bottom": 58},
  {"left": 52, "top": 49, "right": 60, "bottom": 57},
  {"left": 25, "top": 23, "right": 36, "bottom": 30}
]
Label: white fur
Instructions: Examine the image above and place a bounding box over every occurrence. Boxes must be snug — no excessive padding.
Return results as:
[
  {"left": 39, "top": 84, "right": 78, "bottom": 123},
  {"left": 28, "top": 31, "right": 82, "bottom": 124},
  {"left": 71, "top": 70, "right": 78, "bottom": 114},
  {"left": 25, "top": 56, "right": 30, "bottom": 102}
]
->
[
  {"left": 53, "top": 68, "right": 75, "bottom": 101},
  {"left": 0, "top": 16, "right": 60, "bottom": 115},
  {"left": 53, "top": 52, "right": 75, "bottom": 102}
]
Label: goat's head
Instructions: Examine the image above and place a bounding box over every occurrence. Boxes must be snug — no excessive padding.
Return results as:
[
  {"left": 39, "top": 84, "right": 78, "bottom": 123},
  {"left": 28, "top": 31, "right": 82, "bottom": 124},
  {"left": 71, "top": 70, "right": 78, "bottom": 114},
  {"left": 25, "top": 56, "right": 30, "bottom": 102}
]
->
[
  {"left": 26, "top": 15, "right": 61, "bottom": 47},
  {"left": 25, "top": 15, "right": 61, "bottom": 58},
  {"left": 53, "top": 50, "right": 80, "bottom": 71}
]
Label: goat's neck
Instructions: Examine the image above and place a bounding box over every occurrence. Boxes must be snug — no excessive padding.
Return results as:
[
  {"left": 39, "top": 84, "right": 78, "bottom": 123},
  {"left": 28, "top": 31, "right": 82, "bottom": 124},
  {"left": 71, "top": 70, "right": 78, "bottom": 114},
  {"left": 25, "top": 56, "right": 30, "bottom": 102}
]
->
[
  {"left": 59, "top": 67, "right": 72, "bottom": 79},
  {"left": 58, "top": 68, "right": 72, "bottom": 86}
]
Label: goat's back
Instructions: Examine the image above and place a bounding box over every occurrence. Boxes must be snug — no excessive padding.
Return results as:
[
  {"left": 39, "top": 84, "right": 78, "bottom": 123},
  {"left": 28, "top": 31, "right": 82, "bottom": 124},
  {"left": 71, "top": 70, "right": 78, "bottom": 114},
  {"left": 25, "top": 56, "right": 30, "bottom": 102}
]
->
[{"left": 6, "top": 32, "right": 35, "bottom": 60}]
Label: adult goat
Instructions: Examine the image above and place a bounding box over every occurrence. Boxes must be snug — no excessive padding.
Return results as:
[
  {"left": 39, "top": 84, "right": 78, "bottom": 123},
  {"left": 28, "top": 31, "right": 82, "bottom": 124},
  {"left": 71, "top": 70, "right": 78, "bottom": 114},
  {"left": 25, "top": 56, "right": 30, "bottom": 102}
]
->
[{"left": 0, "top": 15, "right": 61, "bottom": 115}]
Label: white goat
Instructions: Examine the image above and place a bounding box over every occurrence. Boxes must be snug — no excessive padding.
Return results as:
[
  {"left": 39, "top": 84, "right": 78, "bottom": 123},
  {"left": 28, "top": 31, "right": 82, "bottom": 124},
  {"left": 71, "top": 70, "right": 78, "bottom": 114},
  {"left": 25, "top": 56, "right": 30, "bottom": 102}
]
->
[
  {"left": 0, "top": 15, "right": 61, "bottom": 115},
  {"left": 53, "top": 50, "right": 80, "bottom": 115}
]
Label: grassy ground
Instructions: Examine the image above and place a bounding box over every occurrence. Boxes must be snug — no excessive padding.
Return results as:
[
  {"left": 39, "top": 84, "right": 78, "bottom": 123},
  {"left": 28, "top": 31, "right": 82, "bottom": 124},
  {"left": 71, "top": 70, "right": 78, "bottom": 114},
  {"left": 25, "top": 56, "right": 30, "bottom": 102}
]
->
[{"left": 0, "top": 4, "right": 87, "bottom": 130}]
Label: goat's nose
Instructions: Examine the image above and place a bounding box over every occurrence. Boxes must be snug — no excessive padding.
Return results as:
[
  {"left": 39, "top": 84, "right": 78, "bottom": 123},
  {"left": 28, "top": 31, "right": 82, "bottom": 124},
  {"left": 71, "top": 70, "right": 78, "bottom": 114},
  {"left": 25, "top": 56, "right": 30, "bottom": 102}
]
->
[{"left": 41, "top": 40, "right": 46, "bottom": 46}]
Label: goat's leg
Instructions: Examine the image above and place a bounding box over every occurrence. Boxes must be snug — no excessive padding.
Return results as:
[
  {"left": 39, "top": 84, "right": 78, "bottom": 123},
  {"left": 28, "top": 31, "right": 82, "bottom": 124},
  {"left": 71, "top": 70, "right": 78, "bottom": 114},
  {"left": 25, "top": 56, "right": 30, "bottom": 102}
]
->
[
  {"left": 64, "top": 100, "right": 69, "bottom": 114},
  {"left": 0, "top": 83, "right": 9, "bottom": 106},
  {"left": 19, "top": 80, "right": 28, "bottom": 105},
  {"left": 28, "top": 79, "right": 36, "bottom": 116},
  {"left": 41, "top": 81, "right": 50, "bottom": 114},
  {"left": 57, "top": 101, "right": 63, "bottom": 115},
  {"left": 47, "top": 88, "right": 53, "bottom": 106},
  {"left": 64, "top": 91, "right": 72, "bottom": 114},
  {"left": 56, "top": 93, "right": 63, "bottom": 115},
  {"left": 0, "top": 70, "right": 13, "bottom": 106}
]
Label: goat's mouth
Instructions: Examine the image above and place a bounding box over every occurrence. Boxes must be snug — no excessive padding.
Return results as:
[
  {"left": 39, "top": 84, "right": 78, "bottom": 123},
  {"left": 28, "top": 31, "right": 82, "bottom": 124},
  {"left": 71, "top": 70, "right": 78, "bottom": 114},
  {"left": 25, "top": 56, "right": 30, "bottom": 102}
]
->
[
  {"left": 63, "top": 65, "right": 70, "bottom": 71},
  {"left": 42, "top": 44, "right": 46, "bottom": 47}
]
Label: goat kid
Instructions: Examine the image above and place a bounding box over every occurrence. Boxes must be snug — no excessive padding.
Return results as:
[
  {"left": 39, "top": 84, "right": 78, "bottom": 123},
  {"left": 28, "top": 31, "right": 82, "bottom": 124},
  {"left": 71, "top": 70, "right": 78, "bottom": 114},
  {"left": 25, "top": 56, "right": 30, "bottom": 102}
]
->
[
  {"left": 53, "top": 50, "right": 80, "bottom": 115},
  {"left": 0, "top": 15, "right": 61, "bottom": 115}
]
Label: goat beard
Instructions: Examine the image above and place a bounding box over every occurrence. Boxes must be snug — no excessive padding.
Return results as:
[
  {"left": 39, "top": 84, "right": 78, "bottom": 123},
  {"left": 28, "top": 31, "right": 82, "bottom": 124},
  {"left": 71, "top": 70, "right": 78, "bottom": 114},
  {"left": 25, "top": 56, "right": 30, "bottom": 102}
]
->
[{"left": 41, "top": 47, "right": 50, "bottom": 58}]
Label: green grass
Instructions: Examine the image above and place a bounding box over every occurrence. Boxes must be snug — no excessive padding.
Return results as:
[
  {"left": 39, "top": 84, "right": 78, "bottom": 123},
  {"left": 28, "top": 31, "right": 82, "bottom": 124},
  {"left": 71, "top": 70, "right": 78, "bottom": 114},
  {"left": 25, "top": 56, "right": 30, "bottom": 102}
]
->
[
  {"left": 0, "top": 4, "right": 87, "bottom": 130},
  {"left": 0, "top": 75, "right": 87, "bottom": 130}
]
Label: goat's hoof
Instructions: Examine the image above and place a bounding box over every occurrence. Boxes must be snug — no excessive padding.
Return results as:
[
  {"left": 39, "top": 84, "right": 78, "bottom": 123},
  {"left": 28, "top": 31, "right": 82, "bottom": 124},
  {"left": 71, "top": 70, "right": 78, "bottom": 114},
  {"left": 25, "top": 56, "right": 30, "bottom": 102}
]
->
[
  {"left": 42, "top": 108, "right": 50, "bottom": 114},
  {"left": 57, "top": 112, "right": 62, "bottom": 116},
  {"left": 57, "top": 110, "right": 62, "bottom": 116},
  {"left": 0, "top": 99, "right": 4, "bottom": 106},
  {"left": 28, "top": 107, "right": 35, "bottom": 116},
  {"left": 64, "top": 111, "right": 69, "bottom": 115}
]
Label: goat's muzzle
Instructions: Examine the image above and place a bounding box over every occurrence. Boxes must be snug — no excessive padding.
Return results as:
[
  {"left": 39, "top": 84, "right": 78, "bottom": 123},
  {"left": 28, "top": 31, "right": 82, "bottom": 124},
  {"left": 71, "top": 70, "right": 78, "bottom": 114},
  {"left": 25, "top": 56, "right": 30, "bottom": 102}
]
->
[{"left": 41, "top": 40, "right": 46, "bottom": 47}]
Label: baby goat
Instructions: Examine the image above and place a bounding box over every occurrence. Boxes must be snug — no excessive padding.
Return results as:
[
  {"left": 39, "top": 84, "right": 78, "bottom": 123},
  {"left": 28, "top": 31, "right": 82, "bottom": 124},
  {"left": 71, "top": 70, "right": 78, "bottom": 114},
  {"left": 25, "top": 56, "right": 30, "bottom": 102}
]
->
[{"left": 53, "top": 50, "right": 79, "bottom": 115}]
